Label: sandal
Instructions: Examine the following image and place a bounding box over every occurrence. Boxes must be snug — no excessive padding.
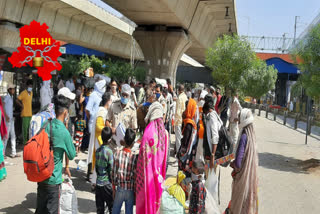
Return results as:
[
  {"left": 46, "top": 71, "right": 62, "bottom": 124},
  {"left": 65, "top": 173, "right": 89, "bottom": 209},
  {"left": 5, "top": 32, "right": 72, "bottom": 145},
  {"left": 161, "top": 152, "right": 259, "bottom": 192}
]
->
[{"left": 10, "top": 154, "right": 21, "bottom": 158}]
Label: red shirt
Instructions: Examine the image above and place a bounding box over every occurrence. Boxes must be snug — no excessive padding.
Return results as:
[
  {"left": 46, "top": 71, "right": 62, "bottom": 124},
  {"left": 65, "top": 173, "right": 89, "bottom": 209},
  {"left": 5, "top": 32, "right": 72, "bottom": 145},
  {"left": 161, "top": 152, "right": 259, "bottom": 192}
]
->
[{"left": 215, "top": 94, "right": 222, "bottom": 113}]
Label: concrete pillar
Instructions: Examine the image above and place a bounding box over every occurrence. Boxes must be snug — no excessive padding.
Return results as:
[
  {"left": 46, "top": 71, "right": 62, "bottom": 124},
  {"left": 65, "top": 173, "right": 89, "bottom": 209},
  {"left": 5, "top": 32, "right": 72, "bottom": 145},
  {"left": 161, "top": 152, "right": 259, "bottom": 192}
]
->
[{"left": 134, "top": 26, "right": 192, "bottom": 85}]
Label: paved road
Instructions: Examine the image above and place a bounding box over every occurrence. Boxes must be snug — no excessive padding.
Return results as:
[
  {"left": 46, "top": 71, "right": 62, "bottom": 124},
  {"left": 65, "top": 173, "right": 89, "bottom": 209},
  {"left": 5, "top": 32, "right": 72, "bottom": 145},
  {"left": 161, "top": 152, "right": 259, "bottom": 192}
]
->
[{"left": 0, "top": 114, "right": 319, "bottom": 214}]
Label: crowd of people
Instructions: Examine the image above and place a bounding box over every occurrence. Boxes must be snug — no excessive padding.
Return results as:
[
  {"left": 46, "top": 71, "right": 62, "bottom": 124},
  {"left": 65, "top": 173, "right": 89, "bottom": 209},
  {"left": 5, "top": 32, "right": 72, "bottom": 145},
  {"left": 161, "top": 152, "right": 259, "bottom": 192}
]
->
[{"left": 0, "top": 70, "right": 259, "bottom": 214}]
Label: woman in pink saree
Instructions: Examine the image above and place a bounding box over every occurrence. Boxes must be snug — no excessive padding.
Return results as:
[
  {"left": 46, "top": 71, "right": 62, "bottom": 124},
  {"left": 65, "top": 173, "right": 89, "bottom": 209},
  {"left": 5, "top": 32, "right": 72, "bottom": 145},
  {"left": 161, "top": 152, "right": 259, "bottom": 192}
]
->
[{"left": 136, "top": 101, "right": 168, "bottom": 214}]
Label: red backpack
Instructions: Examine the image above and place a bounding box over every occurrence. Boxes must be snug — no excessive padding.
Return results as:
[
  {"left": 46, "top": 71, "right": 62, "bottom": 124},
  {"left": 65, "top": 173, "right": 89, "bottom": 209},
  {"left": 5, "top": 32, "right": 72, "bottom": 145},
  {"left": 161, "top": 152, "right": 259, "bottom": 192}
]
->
[{"left": 23, "top": 119, "right": 54, "bottom": 182}]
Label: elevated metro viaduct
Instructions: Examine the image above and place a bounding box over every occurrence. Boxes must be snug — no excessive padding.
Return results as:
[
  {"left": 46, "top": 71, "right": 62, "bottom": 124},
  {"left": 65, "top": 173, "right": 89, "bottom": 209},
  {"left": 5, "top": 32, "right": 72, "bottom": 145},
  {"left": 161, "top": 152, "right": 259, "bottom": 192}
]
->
[{"left": 104, "top": 0, "right": 237, "bottom": 84}]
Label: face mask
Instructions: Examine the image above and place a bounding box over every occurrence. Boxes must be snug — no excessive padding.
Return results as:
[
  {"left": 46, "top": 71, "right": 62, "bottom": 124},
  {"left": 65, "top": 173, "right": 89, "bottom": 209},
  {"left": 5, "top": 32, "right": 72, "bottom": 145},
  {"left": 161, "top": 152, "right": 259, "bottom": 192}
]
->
[
  {"left": 64, "top": 112, "right": 69, "bottom": 124},
  {"left": 111, "top": 86, "right": 117, "bottom": 91},
  {"left": 27, "top": 87, "right": 32, "bottom": 92},
  {"left": 143, "top": 102, "right": 152, "bottom": 107},
  {"left": 156, "top": 93, "right": 161, "bottom": 99},
  {"left": 121, "top": 96, "right": 129, "bottom": 105},
  {"left": 191, "top": 173, "right": 199, "bottom": 181}
]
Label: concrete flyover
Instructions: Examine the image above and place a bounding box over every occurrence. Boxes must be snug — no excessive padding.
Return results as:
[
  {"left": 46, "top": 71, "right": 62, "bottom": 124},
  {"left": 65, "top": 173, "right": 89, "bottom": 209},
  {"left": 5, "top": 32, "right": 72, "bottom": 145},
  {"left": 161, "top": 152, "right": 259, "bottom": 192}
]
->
[
  {"left": 0, "top": 0, "right": 143, "bottom": 60},
  {"left": 104, "top": 0, "right": 237, "bottom": 83}
]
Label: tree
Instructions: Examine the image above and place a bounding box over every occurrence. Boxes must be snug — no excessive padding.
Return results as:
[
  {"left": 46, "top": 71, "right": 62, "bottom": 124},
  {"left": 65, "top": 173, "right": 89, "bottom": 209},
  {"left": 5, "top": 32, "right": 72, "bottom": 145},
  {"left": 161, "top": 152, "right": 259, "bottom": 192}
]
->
[
  {"left": 206, "top": 34, "right": 256, "bottom": 90},
  {"left": 133, "top": 66, "right": 147, "bottom": 82},
  {"left": 292, "top": 23, "right": 320, "bottom": 99},
  {"left": 78, "top": 54, "right": 104, "bottom": 74},
  {"left": 105, "top": 59, "right": 132, "bottom": 82},
  {"left": 59, "top": 55, "right": 80, "bottom": 79},
  {"left": 241, "top": 58, "right": 278, "bottom": 99}
]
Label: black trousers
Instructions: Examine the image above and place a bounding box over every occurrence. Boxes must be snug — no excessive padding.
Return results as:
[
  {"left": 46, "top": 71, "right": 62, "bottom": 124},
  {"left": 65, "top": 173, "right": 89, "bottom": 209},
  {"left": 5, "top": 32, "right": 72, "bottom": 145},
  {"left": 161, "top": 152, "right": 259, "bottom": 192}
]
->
[
  {"left": 35, "top": 183, "right": 60, "bottom": 214},
  {"left": 96, "top": 183, "right": 113, "bottom": 214}
]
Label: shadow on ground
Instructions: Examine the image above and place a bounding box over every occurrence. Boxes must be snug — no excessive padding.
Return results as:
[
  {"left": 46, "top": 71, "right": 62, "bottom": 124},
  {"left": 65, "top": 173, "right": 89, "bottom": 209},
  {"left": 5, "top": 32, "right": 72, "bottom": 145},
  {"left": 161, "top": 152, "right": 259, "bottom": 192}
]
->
[
  {"left": 258, "top": 152, "right": 320, "bottom": 174},
  {"left": 0, "top": 193, "right": 36, "bottom": 214}
]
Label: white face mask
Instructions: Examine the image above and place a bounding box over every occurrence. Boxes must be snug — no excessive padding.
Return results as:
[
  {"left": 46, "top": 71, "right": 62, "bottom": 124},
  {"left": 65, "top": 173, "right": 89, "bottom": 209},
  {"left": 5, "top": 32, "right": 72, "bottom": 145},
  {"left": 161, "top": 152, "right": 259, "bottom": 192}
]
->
[{"left": 27, "top": 87, "right": 32, "bottom": 92}]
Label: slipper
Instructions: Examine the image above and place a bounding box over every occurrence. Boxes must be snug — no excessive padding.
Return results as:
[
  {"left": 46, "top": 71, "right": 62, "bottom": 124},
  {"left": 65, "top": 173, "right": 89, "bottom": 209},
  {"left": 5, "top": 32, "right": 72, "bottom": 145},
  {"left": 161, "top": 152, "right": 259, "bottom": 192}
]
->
[{"left": 10, "top": 154, "right": 21, "bottom": 158}]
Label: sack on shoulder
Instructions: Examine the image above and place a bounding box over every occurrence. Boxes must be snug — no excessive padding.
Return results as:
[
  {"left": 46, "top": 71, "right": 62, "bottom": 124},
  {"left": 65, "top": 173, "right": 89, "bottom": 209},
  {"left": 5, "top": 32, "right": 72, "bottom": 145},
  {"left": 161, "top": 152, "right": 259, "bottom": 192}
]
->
[{"left": 23, "top": 119, "right": 54, "bottom": 182}]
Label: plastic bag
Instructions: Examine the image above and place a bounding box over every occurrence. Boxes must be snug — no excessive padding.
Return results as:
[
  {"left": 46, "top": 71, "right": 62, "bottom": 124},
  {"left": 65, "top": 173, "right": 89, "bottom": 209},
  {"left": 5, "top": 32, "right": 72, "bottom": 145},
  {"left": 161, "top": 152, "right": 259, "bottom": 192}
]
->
[
  {"left": 205, "top": 169, "right": 219, "bottom": 202},
  {"left": 205, "top": 188, "right": 221, "bottom": 214},
  {"left": 160, "top": 191, "right": 185, "bottom": 214},
  {"left": 167, "top": 171, "right": 186, "bottom": 208},
  {"left": 60, "top": 177, "right": 78, "bottom": 214}
]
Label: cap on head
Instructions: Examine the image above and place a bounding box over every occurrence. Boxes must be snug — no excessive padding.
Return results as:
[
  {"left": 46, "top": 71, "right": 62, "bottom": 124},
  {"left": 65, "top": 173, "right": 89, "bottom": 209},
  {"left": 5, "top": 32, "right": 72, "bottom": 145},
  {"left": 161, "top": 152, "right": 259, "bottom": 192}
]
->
[
  {"left": 121, "top": 84, "right": 131, "bottom": 95},
  {"left": 7, "top": 84, "right": 16, "bottom": 90},
  {"left": 58, "top": 87, "right": 76, "bottom": 100}
]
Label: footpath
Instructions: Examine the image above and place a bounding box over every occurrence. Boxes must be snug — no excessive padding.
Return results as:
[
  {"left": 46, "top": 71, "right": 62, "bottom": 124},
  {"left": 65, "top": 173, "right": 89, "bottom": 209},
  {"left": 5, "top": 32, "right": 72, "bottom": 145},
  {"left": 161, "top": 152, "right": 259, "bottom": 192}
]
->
[{"left": 0, "top": 115, "right": 320, "bottom": 214}]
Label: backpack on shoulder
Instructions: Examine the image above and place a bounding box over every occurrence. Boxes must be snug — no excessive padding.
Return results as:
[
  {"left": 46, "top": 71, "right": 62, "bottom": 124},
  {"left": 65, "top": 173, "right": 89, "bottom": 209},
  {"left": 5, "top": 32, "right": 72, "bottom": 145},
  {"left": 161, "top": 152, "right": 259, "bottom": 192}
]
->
[{"left": 23, "top": 119, "right": 54, "bottom": 182}]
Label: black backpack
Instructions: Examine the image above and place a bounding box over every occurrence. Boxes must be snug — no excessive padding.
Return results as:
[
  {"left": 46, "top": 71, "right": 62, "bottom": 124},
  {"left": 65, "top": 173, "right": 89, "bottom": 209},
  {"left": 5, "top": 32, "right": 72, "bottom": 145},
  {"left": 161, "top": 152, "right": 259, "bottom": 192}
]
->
[{"left": 213, "top": 112, "right": 234, "bottom": 165}]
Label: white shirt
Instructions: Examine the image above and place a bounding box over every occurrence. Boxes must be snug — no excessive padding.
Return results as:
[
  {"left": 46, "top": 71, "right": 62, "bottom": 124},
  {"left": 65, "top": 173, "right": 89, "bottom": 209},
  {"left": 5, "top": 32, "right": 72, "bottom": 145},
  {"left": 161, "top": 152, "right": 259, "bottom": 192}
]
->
[
  {"left": 3, "top": 94, "right": 13, "bottom": 120},
  {"left": 40, "top": 85, "right": 53, "bottom": 109},
  {"left": 66, "top": 80, "right": 75, "bottom": 92},
  {"left": 205, "top": 111, "right": 222, "bottom": 150}
]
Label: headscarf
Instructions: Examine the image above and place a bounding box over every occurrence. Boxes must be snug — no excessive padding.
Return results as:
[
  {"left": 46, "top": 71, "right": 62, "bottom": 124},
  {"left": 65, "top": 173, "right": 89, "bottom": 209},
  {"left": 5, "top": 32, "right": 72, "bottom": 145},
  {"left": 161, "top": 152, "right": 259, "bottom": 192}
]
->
[
  {"left": 183, "top": 98, "right": 197, "bottom": 131},
  {"left": 94, "top": 79, "right": 106, "bottom": 97},
  {"left": 0, "top": 99, "right": 8, "bottom": 140},
  {"left": 238, "top": 108, "right": 254, "bottom": 142},
  {"left": 230, "top": 108, "right": 258, "bottom": 214},
  {"left": 145, "top": 101, "right": 163, "bottom": 123}
]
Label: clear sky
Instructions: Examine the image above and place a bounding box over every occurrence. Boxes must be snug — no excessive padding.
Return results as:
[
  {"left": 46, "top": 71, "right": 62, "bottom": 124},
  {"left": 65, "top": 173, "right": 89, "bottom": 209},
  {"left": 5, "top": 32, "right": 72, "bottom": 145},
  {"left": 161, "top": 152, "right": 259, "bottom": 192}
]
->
[{"left": 236, "top": 0, "right": 320, "bottom": 38}]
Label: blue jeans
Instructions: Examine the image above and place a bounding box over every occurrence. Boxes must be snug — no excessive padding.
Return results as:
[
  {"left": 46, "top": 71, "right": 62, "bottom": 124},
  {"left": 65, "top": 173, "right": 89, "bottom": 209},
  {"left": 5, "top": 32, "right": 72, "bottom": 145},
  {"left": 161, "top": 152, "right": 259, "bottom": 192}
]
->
[{"left": 112, "top": 187, "right": 134, "bottom": 214}]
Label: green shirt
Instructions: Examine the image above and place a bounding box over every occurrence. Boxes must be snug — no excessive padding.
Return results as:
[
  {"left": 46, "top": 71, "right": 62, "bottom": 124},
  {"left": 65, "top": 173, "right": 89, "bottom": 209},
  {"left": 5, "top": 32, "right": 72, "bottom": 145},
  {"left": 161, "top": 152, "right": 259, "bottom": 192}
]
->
[
  {"left": 95, "top": 145, "right": 113, "bottom": 186},
  {"left": 41, "top": 119, "right": 76, "bottom": 185}
]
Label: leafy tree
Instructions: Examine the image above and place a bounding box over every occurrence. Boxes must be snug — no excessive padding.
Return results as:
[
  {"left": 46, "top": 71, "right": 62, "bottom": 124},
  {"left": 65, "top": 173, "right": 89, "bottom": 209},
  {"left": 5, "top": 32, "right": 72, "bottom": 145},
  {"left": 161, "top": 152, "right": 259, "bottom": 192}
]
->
[
  {"left": 241, "top": 58, "right": 278, "bottom": 99},
  {"left": 292, "top": 23, "right": 320, "bottom": 99},
  {"left": 105, "top": 59, "right": 132, "bottom": 82},
  {"left": 206, "top": 34, "right": 256, "bottom": 90},
  {"left": 133, "top": 66, "right": 147, "bottom": 82},
  {"left": 59, "top": 55, "right": 80, "bottom": 79},
  {"left": 78, "top": 54, "right": 104, "bottom": 74}
]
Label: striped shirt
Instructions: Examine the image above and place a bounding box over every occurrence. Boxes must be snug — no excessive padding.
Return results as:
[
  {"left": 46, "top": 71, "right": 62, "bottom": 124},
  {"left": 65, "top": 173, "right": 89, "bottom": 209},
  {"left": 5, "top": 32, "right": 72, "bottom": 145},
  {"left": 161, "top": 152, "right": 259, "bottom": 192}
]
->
[
  {"left": 112, "top": 148, "right": 138, "bottom": 191},
  {"left": 95, "top": 145, "right": 113, "bottom": 186}
]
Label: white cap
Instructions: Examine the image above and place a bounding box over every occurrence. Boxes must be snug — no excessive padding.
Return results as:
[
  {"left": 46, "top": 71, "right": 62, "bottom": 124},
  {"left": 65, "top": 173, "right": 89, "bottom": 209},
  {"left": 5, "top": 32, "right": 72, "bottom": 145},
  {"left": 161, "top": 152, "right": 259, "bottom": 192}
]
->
[
  {"left": 121, "top": 84, "right": 131, "bottom": 95},
  {"left": 58, "top": 87, "right": 76, "bottom": 100},
  {"left": 200, "top": 90, "right": 208, "bottom": 99}
]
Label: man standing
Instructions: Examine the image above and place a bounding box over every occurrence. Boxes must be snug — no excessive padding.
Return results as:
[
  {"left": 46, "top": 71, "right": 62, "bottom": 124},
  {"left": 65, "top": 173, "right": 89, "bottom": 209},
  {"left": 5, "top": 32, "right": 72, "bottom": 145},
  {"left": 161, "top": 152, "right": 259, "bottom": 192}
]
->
[
  {"left": 2, "top": 84, "right": 19, "bottom": 158},
  {"left": 40, "top": 80, "right": 54, "bottom": 109},
  {"left": 66, "top": 74, "right": 75, "bottom": 92},
  {"left": 203, "top": 101, "right": 222, "bottom": 173},
  {"left": 137, "top": 83, "right": 146, "bottom": 105},
  {"left": 174, "top": 85, "right": 188, "bottom": 153},
  {"left": 107, "top": 84, "right": 137, "bottom": 149},
  {"left": 35, "top": 95, "right": 76, "bottom": 214},
  {"left": 17, "top": 79, "right": 33, "bottom": 144},
  {"left": 229, "top": 92, "right": 242, "bottom": 144}
]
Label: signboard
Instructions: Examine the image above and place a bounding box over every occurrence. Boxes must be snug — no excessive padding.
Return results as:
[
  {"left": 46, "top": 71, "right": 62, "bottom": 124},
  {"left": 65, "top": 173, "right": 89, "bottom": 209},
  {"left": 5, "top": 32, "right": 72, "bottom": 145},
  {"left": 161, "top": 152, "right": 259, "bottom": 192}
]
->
[{"left": 59, "top": 47, "right": 66, "bottom": 54}]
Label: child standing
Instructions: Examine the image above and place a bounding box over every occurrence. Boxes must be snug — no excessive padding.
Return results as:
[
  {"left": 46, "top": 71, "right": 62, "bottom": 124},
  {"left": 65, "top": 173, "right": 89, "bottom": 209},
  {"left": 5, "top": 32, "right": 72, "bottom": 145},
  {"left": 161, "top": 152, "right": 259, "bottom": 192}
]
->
[
  {"left": 112, "top": 128, "right": 138, "bottom": 214},
  {"left": 190, "top": 160, "right": 207, "bottom": 214},
  {"left": 74, "top": 114, "right": 86, "bottom": 154},
  {"left": 95, "top": 127, "right": 114, "bottom": 214}
]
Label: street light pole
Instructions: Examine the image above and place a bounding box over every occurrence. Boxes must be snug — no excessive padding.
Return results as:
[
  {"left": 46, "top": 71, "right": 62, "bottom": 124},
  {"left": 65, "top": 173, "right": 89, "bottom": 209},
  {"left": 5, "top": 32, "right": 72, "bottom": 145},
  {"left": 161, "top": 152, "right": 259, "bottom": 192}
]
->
[{"left": 294, "top": 16, "right": 300, "bottom": 45}]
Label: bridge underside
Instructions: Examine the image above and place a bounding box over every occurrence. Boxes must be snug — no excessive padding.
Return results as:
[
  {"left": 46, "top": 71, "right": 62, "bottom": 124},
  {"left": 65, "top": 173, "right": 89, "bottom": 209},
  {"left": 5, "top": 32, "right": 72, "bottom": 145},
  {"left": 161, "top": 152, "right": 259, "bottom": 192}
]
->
[{"left": 0, "top": 0, "right": 143, "bottom": 60}]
